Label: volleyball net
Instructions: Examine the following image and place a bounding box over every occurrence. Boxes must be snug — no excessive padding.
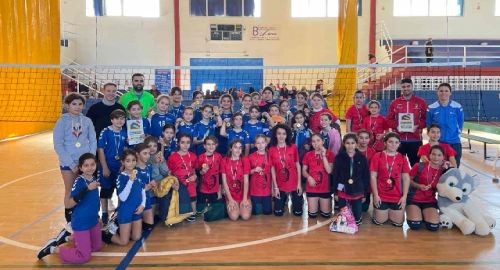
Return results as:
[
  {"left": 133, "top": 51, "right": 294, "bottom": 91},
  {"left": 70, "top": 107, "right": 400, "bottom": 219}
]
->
[{"left": 1, "top": 61, "right": 498, "bottom": 139}]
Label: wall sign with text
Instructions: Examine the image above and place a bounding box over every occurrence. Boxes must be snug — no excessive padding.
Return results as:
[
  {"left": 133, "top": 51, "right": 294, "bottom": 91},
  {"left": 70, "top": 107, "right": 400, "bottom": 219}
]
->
[{"left": 250, "top": 26, "right": 279, "bottom": 41}]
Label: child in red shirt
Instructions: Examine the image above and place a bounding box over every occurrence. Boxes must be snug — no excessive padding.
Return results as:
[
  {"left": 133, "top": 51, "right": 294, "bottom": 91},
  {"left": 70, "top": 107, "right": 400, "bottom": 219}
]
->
[
  {"left": 167, "top": 134, "right": 198, "bottom": 222},
  {"left": 370, "top": 132, "right": 410, "bottom": 227},
  {"left": 197, "top": 136, "right": 222, "bottom": 212},
  {"left": 302, "top": 134, "right": 334, "bottom": 218},
  {"left": 249, "top": 135, "right": 272, "bottom": 215},
  {"left": 221, "top": 139, "right": 251, "bottom": 221},
  {"left": 418, "top": 124, "right": 457, "bottom": 167},
  {"left": 362, "top": 100, "right": 388, "bottom": 152},
  {"left": 345, "top": 90, "right": 369, "bottom": 133},
  {"left": 268, "top": 124, "right": 303, "bottom": 216},
  {"left": 406, "top": 145, "right": 448, "bottom": 231}
]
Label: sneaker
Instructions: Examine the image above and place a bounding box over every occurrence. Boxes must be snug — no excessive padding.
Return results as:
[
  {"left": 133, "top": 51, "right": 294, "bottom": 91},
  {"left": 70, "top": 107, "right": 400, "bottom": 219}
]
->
[
  {"left": 356, "top": 219, "right": 363, "bottom": 226},
  {"left": 55, "top": 228, "right": 71, "bottom": 246},
  {"left": 64, "top": 222, "right": 73, "bottom": 234},
  {"left": 105, "top": 220, "right": 119, "bottom": 235},
  {"left": 186, "top": 214, "right": 196, "bottom": 222},
  {"left": 37, "top": 239, "right": 57, "bottom": 260}
]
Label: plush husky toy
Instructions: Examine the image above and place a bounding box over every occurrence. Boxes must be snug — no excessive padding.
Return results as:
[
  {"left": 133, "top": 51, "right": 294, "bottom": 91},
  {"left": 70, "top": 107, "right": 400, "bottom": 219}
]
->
[{"left": 437, "top": 168, "right": 496, "bottom": 236}]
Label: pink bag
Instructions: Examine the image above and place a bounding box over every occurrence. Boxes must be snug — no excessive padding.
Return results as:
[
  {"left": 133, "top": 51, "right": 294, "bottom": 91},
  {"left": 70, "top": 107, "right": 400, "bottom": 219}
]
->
[{"left": 329, "top": 206, "right": 358, "bottom": 234}]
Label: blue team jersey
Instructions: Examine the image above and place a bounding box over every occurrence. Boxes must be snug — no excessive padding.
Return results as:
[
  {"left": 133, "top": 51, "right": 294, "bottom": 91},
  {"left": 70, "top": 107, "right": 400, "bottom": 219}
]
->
[
  {"left": 70, "top": 176, "right": 99, "bottom": 231},
  {"left": 150, "top": 112, "right": 176, "bottom": 138},
  {"left": 136, "top": 165, "right": 154, "bottom": 208},
  {"left": 177, "top": 122, "right": 196, "bottom": 139},
  {"left": 426, "top": 100, "right": 464, "bottom": 144},
  {"left": 169, "top": 104, "right": 186, "bottom": 120},
  {"left": 227, "top": 128, "right": 250, "bottom": 145},
  {"left": 243, "top": 121, "right": 270, "bottom": 145},
  {"left": 193, "top": 120, "right": 217, "bottom": 154},
  {"left": 193, "top": 109, "right": 203, "bottom": 124},
  {"left": 163, "top": 139, "right": 177, "bottom": 160},
  {"left": 116, "top": 172, "right": 143, "bottom": 219},
  {"left": 97, "top": 127, "right": 127, "bottom": 170},
  {"left": 216, "top": 111, "right": 233, "bottom": 154},
  {"left": 293, "top": 127, "right": 312, "bottom": 150},
  {"left": 239, "top": 111, "right": 250, "bottom": 123}
]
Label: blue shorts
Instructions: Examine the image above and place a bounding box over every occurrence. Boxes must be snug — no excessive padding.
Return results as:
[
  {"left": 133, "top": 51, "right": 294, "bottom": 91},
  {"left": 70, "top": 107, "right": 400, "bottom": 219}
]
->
[
  {"left": 98, "top": 168, "right": 119, "bottom": 189},
  {"left": 60, "top": 166, "right": 72, "bottom": 171},
  {"left": 117, "top": 207, "right": 142, "bottom": 224}
]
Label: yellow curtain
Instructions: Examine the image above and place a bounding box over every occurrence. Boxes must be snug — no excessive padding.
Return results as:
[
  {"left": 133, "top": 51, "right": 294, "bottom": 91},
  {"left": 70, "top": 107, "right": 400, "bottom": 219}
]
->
[
  {"left": 0, "top": 0, "right": 61, "bottom": 140},
  {"left": 328, "top": 0, "right": 357, "bottom": 119}
]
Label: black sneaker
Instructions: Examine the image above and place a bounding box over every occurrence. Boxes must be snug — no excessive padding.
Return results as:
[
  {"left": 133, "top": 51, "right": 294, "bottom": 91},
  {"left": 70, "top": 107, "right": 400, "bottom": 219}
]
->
[
  {"left": 356, "top": 219, "right": 363, "bottom": 226},
  {"left": 55, "top": 228, "right": 71, "bottom": 246},
  {"left": 37, "top": 239, "right": 57, "bottom": 259}
]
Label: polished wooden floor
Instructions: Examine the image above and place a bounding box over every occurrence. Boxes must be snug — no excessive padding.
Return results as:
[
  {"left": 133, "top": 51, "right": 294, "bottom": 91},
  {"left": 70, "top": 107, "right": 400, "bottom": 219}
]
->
[{"left": 0, "top": 131, "right": 499, "bottom": 269}]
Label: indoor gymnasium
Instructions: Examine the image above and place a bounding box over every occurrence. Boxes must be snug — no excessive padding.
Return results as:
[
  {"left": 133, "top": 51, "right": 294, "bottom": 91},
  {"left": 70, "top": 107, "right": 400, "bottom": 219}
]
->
[{"left": 1, "top": 0, "right": 500, "bottom": 269}]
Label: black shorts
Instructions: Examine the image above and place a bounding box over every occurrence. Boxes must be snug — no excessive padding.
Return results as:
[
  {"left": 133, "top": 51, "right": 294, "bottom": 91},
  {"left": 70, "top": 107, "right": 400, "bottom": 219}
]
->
[
  {"left": 306, "top": 192, "right": 332, "bottom": 199},
  {"left": 375, "top": 201, "right": 402, "bottom": 210},
  {"left": 407, "top": 201, "right": 438, "bottom": 210},
  {"left": 198, "top": 192, "right": 219, "bottom": 204}
]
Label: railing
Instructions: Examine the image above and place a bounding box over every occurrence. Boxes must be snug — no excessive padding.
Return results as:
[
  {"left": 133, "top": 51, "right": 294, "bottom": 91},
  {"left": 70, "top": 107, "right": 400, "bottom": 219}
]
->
[
  {"left": 392, "top": 45, "right": 500, "bottom": 65},
  {"left": 357, "top": 21, "right": 394, "bottom": 85}
]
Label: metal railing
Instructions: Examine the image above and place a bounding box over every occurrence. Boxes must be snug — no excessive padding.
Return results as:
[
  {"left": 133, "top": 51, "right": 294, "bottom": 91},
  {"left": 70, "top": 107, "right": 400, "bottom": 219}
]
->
[{"left": 392, "top": 45, "right": 500, "bottom": 65}]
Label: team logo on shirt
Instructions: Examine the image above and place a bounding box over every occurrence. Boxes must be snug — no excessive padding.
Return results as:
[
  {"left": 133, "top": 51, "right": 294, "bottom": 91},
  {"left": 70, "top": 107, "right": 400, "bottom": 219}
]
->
[
  {"left": 279, "top": 168, "right": 289, "bottom": 182},
  {"left": 205, "top": 174, "right": 217, "bottom": 190},
  {"left": 314, "top": 171, "right": 323, "bottom": 186},
  {"left": 230, "top": 179, "right": 242, "bottom": 193}
]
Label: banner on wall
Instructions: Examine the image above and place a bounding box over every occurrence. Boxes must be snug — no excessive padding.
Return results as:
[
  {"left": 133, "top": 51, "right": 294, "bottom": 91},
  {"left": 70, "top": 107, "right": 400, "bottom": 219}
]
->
[
  {"left": 154, "top": 69, "right": 171, "bottom": 93},
  {"left": 249, "top": 26, "right": 279, "bottom": 41}
]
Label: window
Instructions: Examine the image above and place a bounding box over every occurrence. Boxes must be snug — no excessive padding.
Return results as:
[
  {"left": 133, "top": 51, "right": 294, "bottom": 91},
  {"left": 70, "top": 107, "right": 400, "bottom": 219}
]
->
[
  {"left": 86, "top": 0, "right": 160, "bottom": 17},
  {"left": 496, "top": 0, "right": 500, "bottom": 16},
  {"left": 393, "top": 0, "right": 463, "bottom": 17},
  {"left": 190, "top": 0, "right": 261, "bottom": 17},
  {"left": 291, "top": 0, "right": 361, "bottom": 18}
]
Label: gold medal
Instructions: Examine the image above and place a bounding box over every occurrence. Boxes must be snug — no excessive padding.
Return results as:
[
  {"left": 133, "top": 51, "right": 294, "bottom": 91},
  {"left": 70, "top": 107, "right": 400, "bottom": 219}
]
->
[
  {"left": 386, "top": 179, "right": 392, "bottom": 184},
  {"left": 348, "top": 179, "right": 354, "bottom": 184},
  {"left": 115, "top": 155, "right": 120, "bottom": 160},
  {"left": 294, "top": 123, "right": 302, "bottom": 129},
  {"left": 226, "top": 121, "right": 231, "bottom": 128},
  {"left": 180, "top": 121, "right": 185, "bottom": 126},
  {"left": 75, "top": 142, "right": 81, "bottom": 148}
]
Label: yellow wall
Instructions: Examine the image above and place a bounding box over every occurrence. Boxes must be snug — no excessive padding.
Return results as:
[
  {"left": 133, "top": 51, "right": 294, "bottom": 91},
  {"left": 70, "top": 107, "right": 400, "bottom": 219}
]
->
[{"left": 0, "top": 0, "right": 61, "bottom": 140}]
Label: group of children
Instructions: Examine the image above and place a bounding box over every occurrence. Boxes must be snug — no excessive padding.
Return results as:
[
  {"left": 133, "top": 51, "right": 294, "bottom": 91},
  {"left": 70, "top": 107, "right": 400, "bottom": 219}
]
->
[{"left": 38, "top": 86, "right": 457, "bottom": 264}]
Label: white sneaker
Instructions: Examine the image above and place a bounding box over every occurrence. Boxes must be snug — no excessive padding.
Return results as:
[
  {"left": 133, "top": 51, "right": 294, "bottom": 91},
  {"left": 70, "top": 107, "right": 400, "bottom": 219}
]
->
[
  {"left": 64, "top": 222, "right": 73, "bottom": 234},
  {"left": 106, "top": 221, "right": 119, "bottom": 235}
]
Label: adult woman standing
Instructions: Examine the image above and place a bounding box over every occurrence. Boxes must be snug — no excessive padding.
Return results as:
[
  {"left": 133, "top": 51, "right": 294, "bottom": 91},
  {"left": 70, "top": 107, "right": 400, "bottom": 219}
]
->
[{"left": 426, "top": 83, "right": 464, "bottom": 167}]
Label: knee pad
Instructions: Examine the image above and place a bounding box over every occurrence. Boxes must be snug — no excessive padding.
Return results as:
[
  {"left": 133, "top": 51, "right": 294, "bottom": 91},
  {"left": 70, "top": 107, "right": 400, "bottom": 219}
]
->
[
  {"left": 101, "top": 231, "right": 112, "bottom": 244},
  {"left": 142, "top": 222, "right": 154, "bottom": 231},
  {"left": 293, "top": 210, "right": 303, "bottom": 216},
  {"left": 425, "top": 222, "right": 440, "bottom": 232},
  {"left": 320, "top": 211, "right": 331, "bottom": 218},
  {"left": 64, "top": 208, "right": 74, "bottom": 223},
  {"left": 308, "top": 211, "right": 318, "bottom": 219},
  {"left": 407, "top": 220, "right": 422, "bottom": 230}
]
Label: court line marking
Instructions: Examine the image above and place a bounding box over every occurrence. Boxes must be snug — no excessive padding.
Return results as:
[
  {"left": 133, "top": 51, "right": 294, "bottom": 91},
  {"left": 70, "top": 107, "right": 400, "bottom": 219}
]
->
[{"left": 0, "top": 167, "right": 333, "bottom": 257}]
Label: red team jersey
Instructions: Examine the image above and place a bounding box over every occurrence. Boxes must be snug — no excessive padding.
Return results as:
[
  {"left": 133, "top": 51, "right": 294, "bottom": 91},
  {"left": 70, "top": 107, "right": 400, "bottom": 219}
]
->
[
  {"left": 221, "top": 156, "right": 251, "bottom": 202},
  {"left": 249, "top": 151, "right": 272, "bottom": 197},
  {"left": 369, "top": 152, "right": 410, "bottom": 203},
  {"left": 197, "top": 152, "right": 222, "bottom": 194},
  {"left": 362, "top": 115, "right": 388, "bottom": 152},
  {"left": 345, "top": 105, "right": 369, "bottom": 132},
  {"left": 302, "top": 150, "right": 334, "bottom": 193},
  {"left": 409, "top": 163, "right": 442, "bottom": 203},
  {"left": 359, "top": 147, "right": 376, "bottom": 164},
  {"left": 167, "top": 151, "right": 198, "bottom": 197},
  {"left": 268, "top": 144, "right": 300, "bottom": 192},
  {"left": 309, "top": 108, "right": 338, "bottom": 133},
  {"left": 417, "top": 143, "right": 456, "bottom": 161}
]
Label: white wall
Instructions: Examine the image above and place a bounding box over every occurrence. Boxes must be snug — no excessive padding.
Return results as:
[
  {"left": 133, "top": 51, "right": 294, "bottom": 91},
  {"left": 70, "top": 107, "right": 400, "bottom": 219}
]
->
[
  {"left": 377, "top": 0, "right": 500, "bottom": 40},
  {"left": 61, "top": 0, "right": 175, "bottom": 65}
]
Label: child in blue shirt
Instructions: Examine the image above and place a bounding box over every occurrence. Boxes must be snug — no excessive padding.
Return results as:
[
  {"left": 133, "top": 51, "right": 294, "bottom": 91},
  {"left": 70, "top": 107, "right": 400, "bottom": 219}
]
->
[
  {"left": 102, "top": 149, "right": 145, "bottom": 246},
  {"left": 135, "top": 143, "right": 156, "bottom": 230},
  {"left": 127, "top": 100, "right": 151, "bottom": 143},
  {"left": 97, "top": 109, "right": 127, "bottom": 224},
  {"left": 243, "top": 105, "right": 270, "bottom": 153},
  {"left": 220, "top": 112, "right": 250, "bottom": 156},
  {"left": 193, "top": 105, "right": 220, "bottom": 155},
  {"left": 37, "top": 153, "right": 102, "bottom": 263},
  {"left": 150, "top": 95, "right": 176, "bottom": 138}
]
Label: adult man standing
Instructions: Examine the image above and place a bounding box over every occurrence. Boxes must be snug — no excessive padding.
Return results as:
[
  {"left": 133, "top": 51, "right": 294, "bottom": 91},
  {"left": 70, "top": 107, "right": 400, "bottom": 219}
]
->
[
  {"left": 386, "top": 78, "right": 427, "bottom": 165},
  {"left": 86, "top": 83, "right": 126, "bottom": 139},
  {"left": 119, "top": 73, "right": 155, "bottom": 117}
]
